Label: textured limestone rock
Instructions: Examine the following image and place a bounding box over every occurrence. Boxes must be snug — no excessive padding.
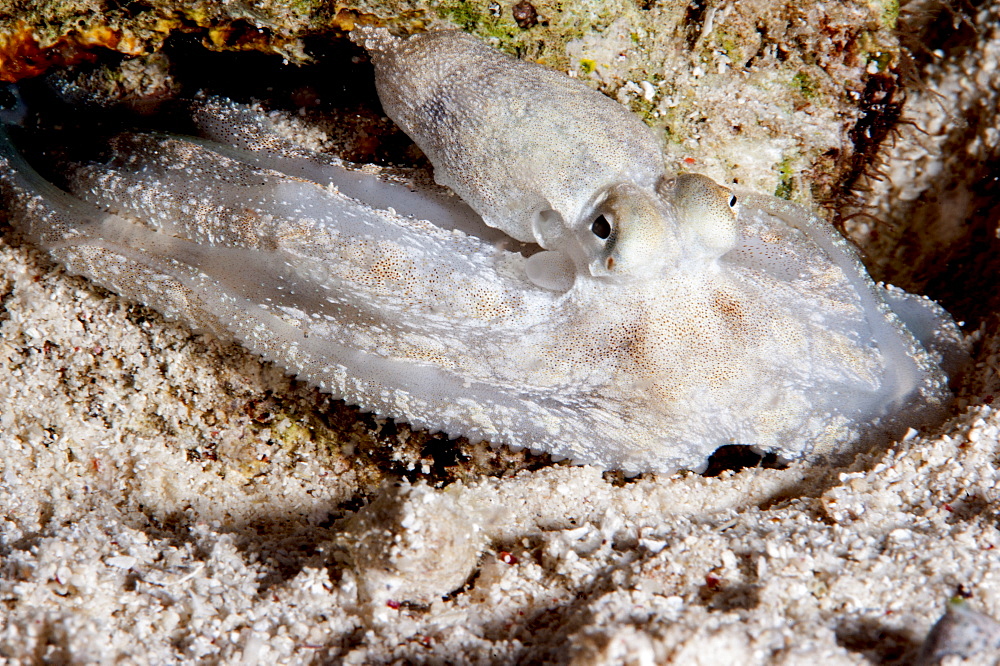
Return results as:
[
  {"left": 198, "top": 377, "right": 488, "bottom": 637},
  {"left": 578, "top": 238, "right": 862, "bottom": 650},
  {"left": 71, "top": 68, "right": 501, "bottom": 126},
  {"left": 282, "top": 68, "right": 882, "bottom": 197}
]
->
[{"left": 337, "top": 481, "right": 485, "bottom": 606}]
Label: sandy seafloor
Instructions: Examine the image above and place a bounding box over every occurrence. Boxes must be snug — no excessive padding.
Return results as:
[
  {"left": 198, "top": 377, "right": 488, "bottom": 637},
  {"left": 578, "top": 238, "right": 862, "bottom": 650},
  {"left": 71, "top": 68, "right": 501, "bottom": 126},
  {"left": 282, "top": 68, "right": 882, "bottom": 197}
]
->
[{"left": 3, "top": 2, "right": 1000, "bottom": 664}]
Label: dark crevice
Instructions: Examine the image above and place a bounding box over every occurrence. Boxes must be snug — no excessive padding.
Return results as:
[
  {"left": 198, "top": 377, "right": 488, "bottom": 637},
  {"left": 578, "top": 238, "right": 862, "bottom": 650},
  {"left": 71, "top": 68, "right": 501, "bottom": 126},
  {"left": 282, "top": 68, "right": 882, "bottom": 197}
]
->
[
  {"left": 683, "top": 0, "right": 710, "bottom": 50},
  {"left": 701, "top": 445, "right": 787, "bottom": 477},
  {"left": 835, "top": 617, "right": 922, "bottom": 665}
]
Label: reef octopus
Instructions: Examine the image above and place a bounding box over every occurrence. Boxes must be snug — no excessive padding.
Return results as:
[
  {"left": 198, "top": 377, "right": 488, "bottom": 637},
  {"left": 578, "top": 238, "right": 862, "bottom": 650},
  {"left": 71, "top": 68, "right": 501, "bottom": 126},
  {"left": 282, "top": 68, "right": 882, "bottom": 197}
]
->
[{"left": 0, "top": 28, "right": 964, "bottom": 475}]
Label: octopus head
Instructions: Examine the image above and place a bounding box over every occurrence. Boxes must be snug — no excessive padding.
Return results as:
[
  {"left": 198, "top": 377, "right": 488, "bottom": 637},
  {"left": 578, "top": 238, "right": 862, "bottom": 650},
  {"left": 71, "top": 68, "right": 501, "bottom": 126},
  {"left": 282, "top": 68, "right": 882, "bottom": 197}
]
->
[
  {"left": 659, "top": 173, "right": 740, "bottom": 261},
  {"left": 524, "top": 174, "right": 739, "bottom": 290}
]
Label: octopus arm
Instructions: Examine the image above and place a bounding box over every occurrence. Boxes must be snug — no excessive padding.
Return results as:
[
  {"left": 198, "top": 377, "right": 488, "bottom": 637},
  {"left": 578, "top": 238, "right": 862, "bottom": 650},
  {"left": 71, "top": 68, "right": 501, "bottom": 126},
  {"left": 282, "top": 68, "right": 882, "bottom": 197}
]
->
[
  {"left": 188, "top": 98, "right": 500, "bottom": 243},
  {"left": 737, "top": 193, "right": 953, "bottom": 413}
]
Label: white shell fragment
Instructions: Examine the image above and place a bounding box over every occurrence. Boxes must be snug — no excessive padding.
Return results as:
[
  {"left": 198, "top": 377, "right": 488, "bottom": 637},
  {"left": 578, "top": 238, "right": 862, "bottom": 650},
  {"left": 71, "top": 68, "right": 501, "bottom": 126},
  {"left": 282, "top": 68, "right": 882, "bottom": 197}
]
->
[{"left": 0, "top": 30, "right": 963, "bottom": 475}]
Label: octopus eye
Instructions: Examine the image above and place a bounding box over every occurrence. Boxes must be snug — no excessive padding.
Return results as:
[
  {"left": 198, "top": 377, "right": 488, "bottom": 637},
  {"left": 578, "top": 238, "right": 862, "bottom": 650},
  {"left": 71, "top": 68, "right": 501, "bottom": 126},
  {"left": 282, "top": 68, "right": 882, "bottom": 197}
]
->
[
  {"left": 591, "top": 215, "right": 612, "bottom": 239},
  {"left": 728, "top": 195, "right": 738, "bottom": 208}
]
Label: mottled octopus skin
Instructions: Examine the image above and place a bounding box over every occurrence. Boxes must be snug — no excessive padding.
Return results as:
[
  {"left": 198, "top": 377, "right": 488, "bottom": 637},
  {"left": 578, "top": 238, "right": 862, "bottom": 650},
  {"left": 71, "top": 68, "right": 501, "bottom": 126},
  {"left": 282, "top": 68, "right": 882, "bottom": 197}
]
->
[{"left": 0, "top": 31, "right": 961, "bottom": 474}]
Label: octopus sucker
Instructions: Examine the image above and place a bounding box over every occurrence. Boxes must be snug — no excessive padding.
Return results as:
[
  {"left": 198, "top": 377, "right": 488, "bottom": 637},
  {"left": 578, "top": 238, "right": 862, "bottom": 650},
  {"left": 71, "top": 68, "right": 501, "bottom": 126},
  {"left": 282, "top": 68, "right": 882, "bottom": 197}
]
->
[{"left": 0, "top": 30, "right": 965, "bottom": 475}]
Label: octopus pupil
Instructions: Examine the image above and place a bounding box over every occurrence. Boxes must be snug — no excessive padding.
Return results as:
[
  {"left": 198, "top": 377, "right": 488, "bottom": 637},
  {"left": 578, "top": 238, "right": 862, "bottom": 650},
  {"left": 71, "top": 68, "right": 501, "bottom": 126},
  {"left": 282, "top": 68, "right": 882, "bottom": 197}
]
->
[
  {"left": 729, "top": 195, "right": 737, "bottom": 208},
  {"left": 591, "top": 215, "right": 612, "bottom": 239}
]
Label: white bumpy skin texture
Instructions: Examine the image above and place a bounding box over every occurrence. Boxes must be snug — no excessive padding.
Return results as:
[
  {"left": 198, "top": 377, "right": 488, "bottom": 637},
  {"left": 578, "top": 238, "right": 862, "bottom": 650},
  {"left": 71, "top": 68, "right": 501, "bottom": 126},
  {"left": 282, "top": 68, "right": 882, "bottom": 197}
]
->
[{"left": 0, "top": 29, "right": 962, "bottom": 475}]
